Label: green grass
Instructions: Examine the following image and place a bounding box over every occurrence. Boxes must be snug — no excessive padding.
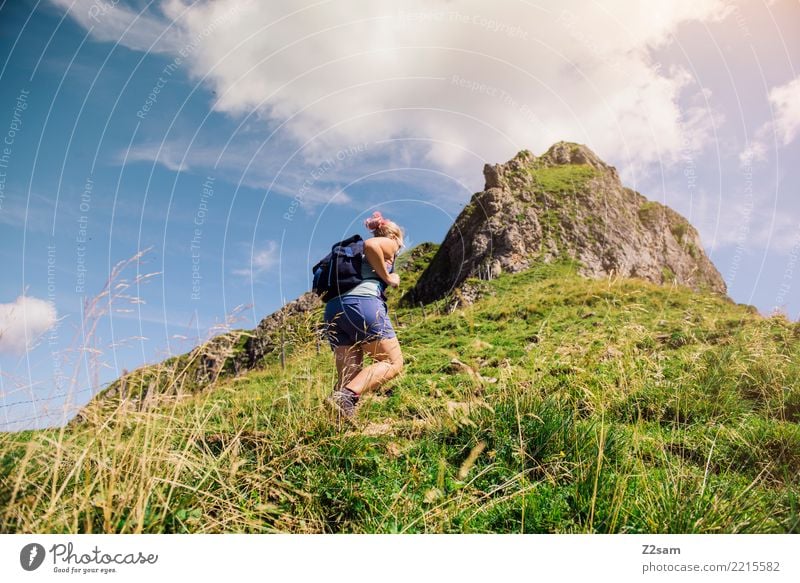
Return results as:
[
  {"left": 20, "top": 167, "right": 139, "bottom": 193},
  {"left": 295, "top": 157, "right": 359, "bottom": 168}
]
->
[
  {"left": 670, "top": 221, "right": 689, "bottom": 243},
  {"left": 1, "top": 261, "right": 799, "bottom": 533},
  {"left": 528, "top": 164, "right": 597, "bottom": 194}
]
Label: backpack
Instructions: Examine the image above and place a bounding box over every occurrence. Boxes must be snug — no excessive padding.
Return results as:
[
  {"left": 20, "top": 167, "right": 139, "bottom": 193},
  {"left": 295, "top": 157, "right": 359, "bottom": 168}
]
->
[
  {"left": 311, "top": 234, "right": 366, "bottom": 302},
  {"left": 312, "top": 234, "right": 399, "bottom": 302}
]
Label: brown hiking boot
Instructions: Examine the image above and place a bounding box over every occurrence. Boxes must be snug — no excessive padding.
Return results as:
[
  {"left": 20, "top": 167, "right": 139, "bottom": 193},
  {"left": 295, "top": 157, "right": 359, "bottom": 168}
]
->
[{"left": 324, "top": 388, "right": 359, "bottom": 422}]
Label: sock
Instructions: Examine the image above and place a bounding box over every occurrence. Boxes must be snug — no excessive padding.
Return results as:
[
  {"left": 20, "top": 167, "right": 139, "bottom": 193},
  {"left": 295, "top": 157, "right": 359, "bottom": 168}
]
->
[{"left": 342, "top": 387, "right": 359, "bottom": 402}]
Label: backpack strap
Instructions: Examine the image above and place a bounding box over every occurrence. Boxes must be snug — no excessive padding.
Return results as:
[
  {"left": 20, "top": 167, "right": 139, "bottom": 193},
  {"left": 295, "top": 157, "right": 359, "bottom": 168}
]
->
[{"left": 387, "top": 249, "right": 399, "bottom": 274}]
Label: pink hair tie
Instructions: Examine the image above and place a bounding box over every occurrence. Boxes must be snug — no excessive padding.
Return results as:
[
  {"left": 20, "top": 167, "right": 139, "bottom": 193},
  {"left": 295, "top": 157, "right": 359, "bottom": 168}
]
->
[{"left": 365, "top": 211, "right": 387, "bottom": 230}]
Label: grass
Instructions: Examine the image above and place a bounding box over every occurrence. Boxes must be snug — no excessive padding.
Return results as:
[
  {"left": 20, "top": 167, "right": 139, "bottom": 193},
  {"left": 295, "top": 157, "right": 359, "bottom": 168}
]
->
[
  {"left": 1, "top": 260, "right": 799, "bottom": 533},
  {"left": 527, "top": 164, "right": 597, "bottom": 194}
]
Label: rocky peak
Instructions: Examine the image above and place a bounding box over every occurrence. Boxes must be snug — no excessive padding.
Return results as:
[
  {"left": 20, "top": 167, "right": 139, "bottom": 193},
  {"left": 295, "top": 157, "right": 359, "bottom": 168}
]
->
[
  {"left": 538, "top": 141, "right": 611, "bottom": 169},
  {"left": 484, "top": 142, "right": 616, "bottom": 191},
  {"left": 405, "top": 142, "right": 727, "bottom": 305}
]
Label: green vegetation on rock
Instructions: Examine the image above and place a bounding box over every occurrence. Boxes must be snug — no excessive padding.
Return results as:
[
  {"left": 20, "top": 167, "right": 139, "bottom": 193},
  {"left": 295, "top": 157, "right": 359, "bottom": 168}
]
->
[
  {"left": 670, "top": 221, "right": 689, "bottom": 243},
  {"left": 528, "top": 164, "right": 597, "bottom": 194},
  {"left": 637, "top": 201, "right": 663, "bottom": 226}
]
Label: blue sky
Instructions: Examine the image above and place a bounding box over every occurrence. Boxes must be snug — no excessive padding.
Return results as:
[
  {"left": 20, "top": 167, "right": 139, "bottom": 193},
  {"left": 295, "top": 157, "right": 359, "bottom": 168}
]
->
[{"left": 1, "top": 0, "right": 798, "bottom": 431}]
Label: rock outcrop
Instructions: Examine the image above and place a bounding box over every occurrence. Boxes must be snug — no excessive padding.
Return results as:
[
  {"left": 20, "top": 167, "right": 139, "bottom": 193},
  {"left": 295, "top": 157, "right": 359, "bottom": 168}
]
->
[
  {"left": 405, "top": 142, "right": 727, "bottom": 305},
  {"left": 238, "top": 292, "right": 322, "bottom": 369},
  {"left": 73, "top": 292, "right": 322, "bottom": 421}
]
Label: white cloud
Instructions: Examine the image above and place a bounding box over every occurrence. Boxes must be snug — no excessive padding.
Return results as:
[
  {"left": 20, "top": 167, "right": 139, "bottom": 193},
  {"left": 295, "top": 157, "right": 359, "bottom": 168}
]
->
[
  {"left": 122, "top": 142, "right": 189, "bottom": 172},
  {"left": 53, "top": 0, "right": 731, "bottom": 183},
  {"left": 49, "top": 0, "right": 184, "bottom": 53},
  {"left": 169, "top": 0, "right": 730, "bottom": 175},
  {"left": 740, "top": 75, "right": 800, "bottom": 165},
  {"left": 770, "top": 76, "right": 800, "bottom": 146},
  {"left": 233, "top": 240, "right": 279, "bottom": 278},
  {"left": 119, "top": 139, "right": 356, "bottom": 206},
  {"left": 0, "top": 296, "right": 58, "bottom": 354}
]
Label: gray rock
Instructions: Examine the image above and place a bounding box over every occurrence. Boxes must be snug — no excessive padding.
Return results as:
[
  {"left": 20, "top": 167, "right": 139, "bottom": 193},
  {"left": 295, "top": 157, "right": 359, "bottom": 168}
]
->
[
  {"left": 236, "top": 292, "right": 322, "bottom": 369},
  {"left": 406, "top": 142, "right": 727, "bottom": 305}
]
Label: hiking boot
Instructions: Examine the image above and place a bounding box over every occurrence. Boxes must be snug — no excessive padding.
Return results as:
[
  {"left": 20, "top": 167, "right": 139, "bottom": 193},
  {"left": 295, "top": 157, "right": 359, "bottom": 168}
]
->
[{"left": 325, "top": 388, "right": 359, "bottom": 421}]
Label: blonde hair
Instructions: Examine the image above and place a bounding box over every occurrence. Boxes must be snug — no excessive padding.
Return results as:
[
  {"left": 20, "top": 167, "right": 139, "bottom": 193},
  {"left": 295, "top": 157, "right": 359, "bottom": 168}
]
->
[{"left": 365, "top": 211, "right": 405, "bottom": 248}]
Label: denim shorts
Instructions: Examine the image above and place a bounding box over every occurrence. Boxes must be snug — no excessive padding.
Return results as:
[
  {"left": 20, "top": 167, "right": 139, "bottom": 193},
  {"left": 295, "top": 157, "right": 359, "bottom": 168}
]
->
[{"left": 323, "top": 295, "right": 396, "bottom": 348}]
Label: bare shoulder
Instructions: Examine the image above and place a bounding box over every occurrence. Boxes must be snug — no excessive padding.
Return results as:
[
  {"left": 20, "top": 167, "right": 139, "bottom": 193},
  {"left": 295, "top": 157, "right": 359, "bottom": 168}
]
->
[
  {"left": 366, "top": 236, "right": 399, "bottom": 257},
  {"left": 379, "top": 236, "right": 400, "bottom": 256}
]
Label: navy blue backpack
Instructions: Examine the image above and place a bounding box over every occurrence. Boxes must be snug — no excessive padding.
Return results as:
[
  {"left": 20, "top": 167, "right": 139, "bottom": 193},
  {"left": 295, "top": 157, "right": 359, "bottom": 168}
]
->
[{"left": 312, "top": 234, "right": 366, "bottom": 302}]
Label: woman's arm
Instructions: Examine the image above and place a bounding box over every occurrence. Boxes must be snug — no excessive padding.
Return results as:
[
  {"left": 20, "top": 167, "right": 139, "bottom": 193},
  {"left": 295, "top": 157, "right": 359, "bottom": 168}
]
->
[{"left": 364, "top": 237, "right": 399, "bottom": 286}]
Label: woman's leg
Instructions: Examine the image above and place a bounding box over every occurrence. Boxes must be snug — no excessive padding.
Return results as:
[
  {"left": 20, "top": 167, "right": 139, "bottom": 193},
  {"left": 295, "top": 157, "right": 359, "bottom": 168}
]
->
[
  {"left": 344, "top": 337, "right": 403, "bottom": 396},
  {"left": 333, "top": 344, "right": 363, "bottom": 391}
]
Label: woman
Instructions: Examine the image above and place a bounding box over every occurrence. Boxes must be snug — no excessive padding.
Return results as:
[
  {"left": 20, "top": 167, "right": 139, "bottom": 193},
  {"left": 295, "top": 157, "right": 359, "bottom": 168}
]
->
[{"left": 323, "top": 211, "right": 405, "bottom": 420}]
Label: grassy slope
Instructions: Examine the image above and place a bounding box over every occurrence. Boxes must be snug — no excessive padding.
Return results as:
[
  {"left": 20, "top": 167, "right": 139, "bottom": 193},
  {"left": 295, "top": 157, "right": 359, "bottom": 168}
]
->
[{"left": 2, "top": 259, "right": 799, "bottom": 533}]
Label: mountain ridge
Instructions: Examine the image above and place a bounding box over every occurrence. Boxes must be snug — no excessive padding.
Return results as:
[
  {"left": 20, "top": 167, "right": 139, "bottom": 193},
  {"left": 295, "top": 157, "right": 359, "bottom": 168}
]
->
[{"left": 76, "top": 142, "right": 730, "bottom": 418}]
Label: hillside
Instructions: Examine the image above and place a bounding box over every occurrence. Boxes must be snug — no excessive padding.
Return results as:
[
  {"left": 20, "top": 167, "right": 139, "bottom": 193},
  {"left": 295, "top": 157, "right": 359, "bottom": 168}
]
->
[
  {"left": 65, "top": 143, "right": 731, "bottom": 419},
  {"left": 1, "top": 253, "right": 798, "bottom": 533}
]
